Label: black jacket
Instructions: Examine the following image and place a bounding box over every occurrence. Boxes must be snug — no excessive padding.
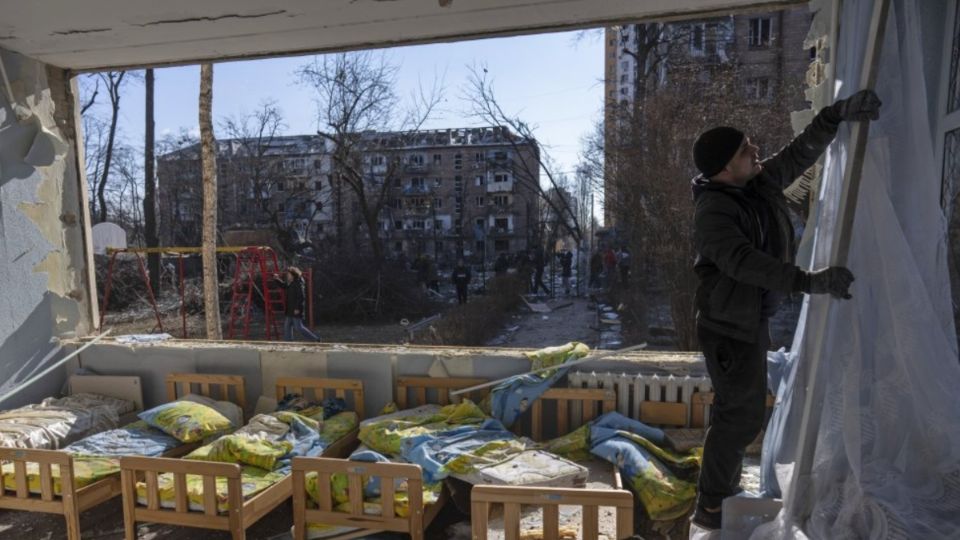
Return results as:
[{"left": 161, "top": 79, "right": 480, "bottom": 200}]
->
[
  {"left": 452, "top": 265, "right": 472, "bottom": 287},
  {"left": 277, "top": 277, "right": 306, "bottom": 317},
  {"left": 692, "top": 107, "right": 842, "bottom": 342}
]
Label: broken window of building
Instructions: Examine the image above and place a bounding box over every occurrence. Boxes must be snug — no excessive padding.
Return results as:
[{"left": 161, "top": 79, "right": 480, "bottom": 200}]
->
[
  {"left": 745, "top": 77, "right": 771, "bottom": 101},
  {"left": 475, "top": 175, "right": 484, "bottom": 186},
  {"left": 748, "top": 17, "right": 772, "bottom": 47}
]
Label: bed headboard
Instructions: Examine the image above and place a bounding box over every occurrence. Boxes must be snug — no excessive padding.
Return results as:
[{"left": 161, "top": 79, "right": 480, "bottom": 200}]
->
[
  {"left": 69, "top": 375, "right": 144, "bottom": 411},
  {"left": 274, "top": 377, "right": 365, "bottom": 419},
  {"left": 395, "top": 376, "right": 489, "bottom": 408},
  {"left": 164, "top": 373, "right": 247, "bottom": 410}
]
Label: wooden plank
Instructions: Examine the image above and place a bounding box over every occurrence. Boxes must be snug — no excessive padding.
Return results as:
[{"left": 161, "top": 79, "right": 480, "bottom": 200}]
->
[
  {"left": 582, "top": 505, "right": 599, "bottom": 539},
  {"left": 380, "top": 475, "right": 395, "bottom": 519},
  {"left": 121, "top": 468, "right": 138, "bottom": 540},
  {"left": 39, "top": 462, "right": 53, "bottom": 501},
  {"left": 134, "top": 507, "right": 231, "bottom": 530},
  {"left": 318, "top": 472, "right": 333, "bottom": 511},
  {"left": 396, "top": 385, "right": 408, "bottom": 409},
  {"left": 240, "top": 476, "right": 291, "bottom": 528},
  {"left": 639, "top": 401, "right": 688, "bottom": 427},
  {"left": 59, "top": 459, "right": 81, "bottom": 540},
  {"left": 348, "top": 473, "right": 364, "bottom": 515},
  {"left": 617, "top": 504, "right": 634, "bottom": 540},
  {"left": 121, "top": 456, "right": 241, "bottom": 477},
  {"left": 226, "top": 476, "right": 244, "bottom": 537},
  {"left": 203, "top": 475, "right": 218, "bottom": 515},
  {"left": 292, "top": 470, "right": 307, "bottom": 540},
  {"left": 145, "top": 471, "right": 160, "bottom": 510},
  {"left": 438, "top": 388, "right": 450, "bottom": 406},
  {"left": 415, "top": 387, "right": 427, "bottom": 406},
  {"left": 531, "top": 399, "right": 543, "bottom": 441},
  {"left": 543, "top": 505, "right": 560, "bottom": 539},
  {"left": 471, "top": 500, "right": 489, "bottom": 540},
  {"left": 557, "top": 398, "right": 569, "bottom": 435},
  {"left": 174, "top": 473, "right": 188, "bottom": 513},
  {"left": 503, "top": 503, "right": 521, "bottom": 540},
  {"left": 14, "top": 461, "right": 27, "bottom": 498},
  {"left": 407, "top": 475, "right": 424, "bottom": 536}
]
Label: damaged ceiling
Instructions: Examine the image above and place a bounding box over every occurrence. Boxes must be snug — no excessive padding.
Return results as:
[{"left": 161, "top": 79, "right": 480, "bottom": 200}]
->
[{"left": 0, "top": 0, "right": 803, "bottom": 71}]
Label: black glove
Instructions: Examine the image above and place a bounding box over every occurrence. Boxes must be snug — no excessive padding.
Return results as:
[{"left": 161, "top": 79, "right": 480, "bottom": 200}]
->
[
  {"left": 831, "top": 89, "right": 882, "bottom": 122},
  {"left": 797, "top": 267, "right": 855, "bottom": 299}
]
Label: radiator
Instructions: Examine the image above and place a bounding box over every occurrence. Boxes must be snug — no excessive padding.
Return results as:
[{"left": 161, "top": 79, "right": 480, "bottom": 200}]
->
[{"left": 568, "top": 371, "right": 713, "bottom": 428}]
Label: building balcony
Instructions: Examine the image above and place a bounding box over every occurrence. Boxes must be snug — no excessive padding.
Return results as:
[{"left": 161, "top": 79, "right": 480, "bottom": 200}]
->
[
  {"left": 486, "top": 181, "right": 514, "bottom": 193},
  {"left": 402, "top": 205, "right": 432, "bottom": 216},
  {"left": 403, "top": 163, "right": 431, "bottom": 174},
  {"left": 488, "top": 227, "right": 515, "bottom": 237},
  {"left": 401, "top": 184, "right": 436, "bottom": 196}
]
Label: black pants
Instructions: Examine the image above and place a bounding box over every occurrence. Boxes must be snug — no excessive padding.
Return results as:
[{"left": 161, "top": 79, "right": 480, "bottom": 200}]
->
[
  {"left": 696, "top": 320, "right": 769, "bottom": 510},
  {"left": 456, "top": 284, "right": 468, "bottom": 304}
]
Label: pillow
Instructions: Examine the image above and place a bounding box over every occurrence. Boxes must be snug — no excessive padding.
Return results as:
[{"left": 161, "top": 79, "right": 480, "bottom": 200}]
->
[
  {"left": 180, "top": 394, "right": 244, "bottom": 427},
  {"left": 138, "top": 400, "right": 234, "bottom": 443},
  {"left": 185, "top": 434, "right": 292, "bottom": 470}
]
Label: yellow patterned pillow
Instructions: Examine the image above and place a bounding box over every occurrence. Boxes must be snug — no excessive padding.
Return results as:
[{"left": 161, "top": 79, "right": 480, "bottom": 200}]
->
[{"left": 139, "top": 401, "right": 234, "bottom": 443}]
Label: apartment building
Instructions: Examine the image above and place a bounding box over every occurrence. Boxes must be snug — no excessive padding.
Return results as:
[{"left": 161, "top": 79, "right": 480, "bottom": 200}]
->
[
  {"left": 603, "top": 6, "right": 813, "bottom": 225},
  {"left": 157, "top": 127, "right": 540, "bottom": 265}
]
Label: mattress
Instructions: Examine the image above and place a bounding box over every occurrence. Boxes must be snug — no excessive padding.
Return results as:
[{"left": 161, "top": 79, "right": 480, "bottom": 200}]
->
[{"left": 0, "top": 392, "right": 137, "bottom": 450}]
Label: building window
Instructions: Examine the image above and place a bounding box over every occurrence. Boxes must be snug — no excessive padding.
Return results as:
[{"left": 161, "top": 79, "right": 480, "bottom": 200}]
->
[
  {"left": 474, "top": 152, "right": 484, "bottom": 163},
  {"left": 745, "top": 77, "right": 771, "bottom": 101},
  {"left": 433, "top": 154, "right": 442, "bottom": 164},
  {"left": 475, "top": 175, "right": 484, "bottom": 186},
  {"left": 276, "top": 182, "right": 285, "bottom": 192},
  {"left": 494, "top": 173, "right": 509, "bottom": 183},
  {"left": 620, "top": 73, "right": 628, "bottom": 83},
  {"left": 690, "top": 24, "right": 705, "bottom": 54},
  {"left": 371, "top": 155, "right": 385, "bottom": 166},
  {"left": 314, "top": 160, "right": 323, "bottom": 169},
  {"left": 748, "top": 17, "right": 772, "bottom": 47},
  {"left": 475, "top": 197, "right": 485, "bottom": 207},
  {"left": 314, "top": 181, "right": 323, "bottom": 190},
  {"left": 412, "top": 220, "right": 425, "bottom": 229},
  {"left": 475, "top": 218, "right": 485, "bottom": 230},
  {"left": 277, "top": 203, "right": 285, "bottom": 212},
  {"left": 434, "top": 177, "right": 442, "bottom": 187},
  {"left": 493, "top": 195, "right": 509, "bottom": 206},
  {"left": 494, "top": 218, "right": 509, "bottom": 229},
  {"left": 494, "top": 151, "right": 507, "bottom": 161},
  {"left": 620, "top": 60, "right": 628, "bottom": 70},
  {"left": 476, "top": 240, "right": 485, "bottom": 253},
  {"left": 392, "top": 198, "right": 401, "bottom": 209},
  {"left": 409, "top": 154, "right": 424, "bottom": 165},
  {"left": 433, "top": 197, "right": 442, "bottom": 208},
  {"left": 411, "top": 177, "right": 425, "bottom": 188},
  {"left": 434, "top": 220, "right": 443, "bottom": 230},
  {"left": 297, "top": 182, "right": 305, "bottom": 190},
  {"left": 394, "top": 220, "right": 403, "bottom": 230},
  {"left": 454, "top": 154, "right": 462, "bottom": 170}
]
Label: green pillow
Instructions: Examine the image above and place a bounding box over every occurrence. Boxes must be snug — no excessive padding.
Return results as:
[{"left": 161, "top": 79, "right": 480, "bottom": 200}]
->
[{"left": 138, "top": 400, "right": 234, "bottom": 443}]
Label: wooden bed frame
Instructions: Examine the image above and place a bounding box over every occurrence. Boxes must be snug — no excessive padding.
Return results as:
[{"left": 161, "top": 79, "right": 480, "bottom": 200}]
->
[
  {"left": 119, "top": 376, "right": 365, "bottom": 540},
  {"left": 470, "top": 482, "right": 634, "bottom": 540},
  {"left": 0, "top": 372, "right": 247, "bottom": 540},
  {"left": 290, "top": 384, "right": 617, "bottom": 540}
]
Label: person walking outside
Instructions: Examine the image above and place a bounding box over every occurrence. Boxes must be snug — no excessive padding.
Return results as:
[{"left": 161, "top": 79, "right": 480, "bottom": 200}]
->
[
  {"left": 559, "top": 249, "right": 573, "bottom": 295},
  {"left": 273, "top": 267, "right": 320, "bottom": 342},
  {"left": 452, "top": 259, "right": 472, "bottom": 305},
  {"left": 531, "top": 247, "right": 551, "bottom": 295},
  {"left": 688, "top": 89, "right": 879, "bottom": 530}
]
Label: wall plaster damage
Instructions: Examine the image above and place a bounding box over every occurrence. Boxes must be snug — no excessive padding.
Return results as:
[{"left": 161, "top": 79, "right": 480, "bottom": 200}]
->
[{"left": 0, "top": 49, "right": 95, "bottom": 409}]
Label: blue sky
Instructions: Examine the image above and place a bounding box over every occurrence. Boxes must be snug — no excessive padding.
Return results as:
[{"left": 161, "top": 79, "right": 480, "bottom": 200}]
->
[{"left": 98, "top": 29, "right": 605, "bottom": 180}]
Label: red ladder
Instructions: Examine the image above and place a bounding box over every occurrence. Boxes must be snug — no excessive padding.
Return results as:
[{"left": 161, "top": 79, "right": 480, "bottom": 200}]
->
[{"left": 226, "top": 247, "right": 285, "bottom": 340}]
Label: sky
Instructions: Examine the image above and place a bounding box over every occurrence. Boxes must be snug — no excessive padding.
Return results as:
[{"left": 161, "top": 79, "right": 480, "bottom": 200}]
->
[{"left": 91, "top": 29, "right": 605, "bottom": 181}]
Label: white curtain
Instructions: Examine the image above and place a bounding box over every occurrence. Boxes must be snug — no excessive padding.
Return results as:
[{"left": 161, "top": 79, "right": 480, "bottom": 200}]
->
[{"left": 757, "top": 0, "right": 960, "bottom": 538}]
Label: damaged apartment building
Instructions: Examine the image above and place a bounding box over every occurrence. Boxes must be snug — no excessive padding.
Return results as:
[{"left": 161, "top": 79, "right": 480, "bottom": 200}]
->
[
  {"left": 157, "top": 126, "right": 539, "bottom": 264},
  {"left": 1, "top": 0, "right": 959, "bottom": 539}
]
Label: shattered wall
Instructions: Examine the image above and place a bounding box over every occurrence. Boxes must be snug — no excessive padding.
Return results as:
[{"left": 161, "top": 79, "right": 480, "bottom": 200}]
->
[{"left": 0, "top": 48, "right": 96, "bottom": 408}]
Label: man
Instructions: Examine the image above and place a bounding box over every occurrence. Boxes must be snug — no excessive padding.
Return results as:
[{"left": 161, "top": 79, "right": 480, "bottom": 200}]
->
[
  {"left": 531, "top": 247, "right": 551, "bottom": 295},
  {"left": 559, "top": 249, "right": 573, "bottom": 295},
  {"left": 689, "top": 89, "right": 881, "bottom": 530},
  {"left": 273, "top": 267, "right": 321, "bottom": 342},
  {"left": 452, "top": 259, "right": 472, "bottom": 305}
]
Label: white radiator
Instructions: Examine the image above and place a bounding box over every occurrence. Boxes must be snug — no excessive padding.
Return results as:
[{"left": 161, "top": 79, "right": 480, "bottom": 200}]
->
[{"left": 568, "top": 371, "right": 713, "bottom": 427}]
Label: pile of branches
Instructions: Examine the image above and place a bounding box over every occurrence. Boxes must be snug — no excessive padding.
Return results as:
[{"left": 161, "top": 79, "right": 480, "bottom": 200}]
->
[
  {"left": 414, "top": 273, "right": 527, "bottom": 346},
  {"left": 309, "top": 256, "right": 439, "bottom": 323}
]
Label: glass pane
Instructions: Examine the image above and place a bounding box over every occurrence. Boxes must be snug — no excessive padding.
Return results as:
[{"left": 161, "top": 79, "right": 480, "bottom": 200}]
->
[{"left": 950, "top": 5, "right": 960, "bottom": 112}]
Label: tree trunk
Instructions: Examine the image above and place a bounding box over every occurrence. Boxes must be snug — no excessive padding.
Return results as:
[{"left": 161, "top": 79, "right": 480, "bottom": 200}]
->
[
  {"left": 199, "top": 63, "right": 222, "bottom": 339},
  {"left": 97, "top": 73, "right": 124, "bottom": 223},
  {"left": 144, "top": 68, "right": 161, "bottom": 294}
]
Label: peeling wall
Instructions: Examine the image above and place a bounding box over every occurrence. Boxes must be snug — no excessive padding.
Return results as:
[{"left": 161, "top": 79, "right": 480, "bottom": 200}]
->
[
  {"left": 0, "top": 48, "right": 95, "bottom": 409},
  {"left": 71, "top": 341, "right": 705, "bottom": 418}
]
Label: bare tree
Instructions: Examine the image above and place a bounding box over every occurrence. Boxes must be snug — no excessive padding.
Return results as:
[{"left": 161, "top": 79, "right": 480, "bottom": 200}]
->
[
  {"left": 296, "top": 52, "right": 441, "bottom": 266},
  {"left": 199, "top": 63, "right": 222, "bottom": 340},
  {"left": 144, "top": 68, "right": 160, "bottom": 293},
  {"left": 95, "top": 71, "right": 131, "bottom": 223},
  {"left": 464, "top": 66, "right": 582, "bottom": 246}
]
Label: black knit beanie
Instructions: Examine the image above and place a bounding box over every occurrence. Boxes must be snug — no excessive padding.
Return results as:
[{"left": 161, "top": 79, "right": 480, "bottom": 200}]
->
[{"left": 693, "top": 126, "right": 744, "bottom": 178}]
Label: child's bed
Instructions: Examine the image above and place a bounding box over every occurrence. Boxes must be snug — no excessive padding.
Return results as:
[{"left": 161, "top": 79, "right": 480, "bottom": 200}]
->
[
  {"left": 0, "top": 375, "right": 144, "bottom": 450},
  {"left": 0, "top": 372, "right": 247, "bottom": 540},
  {"left": 119, "top": 376, "right": 365, "bottom": 540},
  {"left": 291, "top": 382, "right": 618, "bottom": 540}
]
